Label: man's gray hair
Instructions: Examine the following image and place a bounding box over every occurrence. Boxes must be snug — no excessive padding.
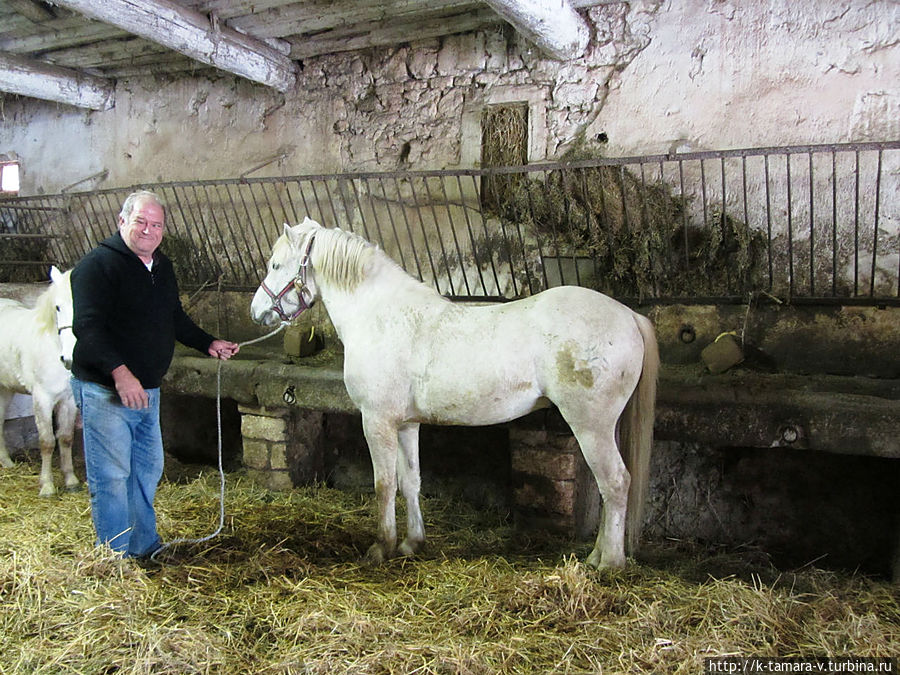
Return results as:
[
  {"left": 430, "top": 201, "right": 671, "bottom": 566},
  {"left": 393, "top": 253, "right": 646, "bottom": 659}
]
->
[{"left": 119, "top": 190, "right": 165, "bottom": 221}]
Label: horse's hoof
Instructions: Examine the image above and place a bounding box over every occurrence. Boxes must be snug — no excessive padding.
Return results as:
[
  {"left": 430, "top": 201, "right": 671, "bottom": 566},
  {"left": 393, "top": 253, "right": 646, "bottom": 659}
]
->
[
  {"left": 398, "top": 538, "right": 423, "bottom": 558},
  {"left": 38, "top": 487, "right": 58, "bottom": 498},
  {"left": 0, "top": 458, "right": 14, "bottom": 469},
  {"left": 365, "top": 543, "right": 387, "bottom": 565}
]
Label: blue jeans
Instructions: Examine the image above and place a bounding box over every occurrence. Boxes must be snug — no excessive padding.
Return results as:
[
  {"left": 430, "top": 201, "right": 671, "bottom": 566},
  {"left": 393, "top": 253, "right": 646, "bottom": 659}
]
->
[{"left": 71, "top": 378, "right": 163, "bottom": 558}]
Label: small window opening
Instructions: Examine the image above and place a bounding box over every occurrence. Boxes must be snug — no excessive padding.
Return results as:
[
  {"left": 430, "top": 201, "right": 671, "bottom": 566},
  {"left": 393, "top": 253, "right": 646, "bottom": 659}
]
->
[{"left": 1, "top": 162, "right": 20, "bottom": 194}]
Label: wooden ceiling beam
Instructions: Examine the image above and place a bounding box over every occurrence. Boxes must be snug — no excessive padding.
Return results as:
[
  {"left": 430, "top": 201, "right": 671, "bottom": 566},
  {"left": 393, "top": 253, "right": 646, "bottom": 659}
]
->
[
  {"left": 482, "top": 0, "right": 590, "bottom": 60},
  {"left": 0, "top": 50, "right": 115, "bottom": 109},
  {"left": 286, "top": 8, "right": 502, "bottom": 60},
  {"left": 50, "top": 0, "right": 298, "bottom": 92}
]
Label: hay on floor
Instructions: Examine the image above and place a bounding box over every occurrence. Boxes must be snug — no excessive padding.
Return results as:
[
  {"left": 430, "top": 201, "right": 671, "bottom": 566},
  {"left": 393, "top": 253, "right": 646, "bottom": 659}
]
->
[{"left": 1, "top": 458, "right": 897, "bottom": 674}]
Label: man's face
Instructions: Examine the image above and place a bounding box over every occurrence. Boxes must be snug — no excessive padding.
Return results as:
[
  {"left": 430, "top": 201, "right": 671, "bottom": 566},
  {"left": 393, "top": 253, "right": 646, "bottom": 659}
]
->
[{"left": 119, "top": 198, "right": 165, "bottom": 262}]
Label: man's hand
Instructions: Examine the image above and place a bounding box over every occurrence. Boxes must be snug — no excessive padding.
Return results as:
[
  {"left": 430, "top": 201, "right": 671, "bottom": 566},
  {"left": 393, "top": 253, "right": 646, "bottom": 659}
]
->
[
  {"left": 209, "top": 339, "right": 240, "bottom": 360},
  {"left": 111, "top": 365, "right": 149, "bottom": 409}
]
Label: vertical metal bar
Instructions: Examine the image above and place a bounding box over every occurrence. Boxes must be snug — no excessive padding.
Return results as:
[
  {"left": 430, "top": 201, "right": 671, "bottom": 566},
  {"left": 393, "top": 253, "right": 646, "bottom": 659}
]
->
[
  {"left": 243, "top": 183, "right": 272, "bottom": 279},
  {"left": 309, "top": 180, "right": 328, "bottom": 224},
  {"left": 296, "top": 178, "right": 314, "bottom": 221},
  {"left": 831, "top": 151, "right": 838, "bottom": 297},
  {"left": 562, "top": 168, "right": 580, "bottom": 288},
  {"left": 216, "top": 183, "right": 254, "bottom": 284},
  {"left": 375, "top": 176, "right": 409, "bottom": 273},
  {"left": 741, "top": 155, "right": 750, "bottom": 294},
  {"left": 191, "top": 184, "right": 228, "bottom": 281},
  {"left": 487, "top": 169, "right": 519, "bottom": 297},
  {"left": 764, "top": 154, "right": 774, "bottom": 291},
  {"left": 411, "top": 175, "right": 451, "bottom": 295},
  {"left": 786, "top": 151, "right": 794, "bottom": 298},
  {"left": 219, "top": 183, "right": 254, "bottom": 284},
  {"left": 157, "top": 185, "right": 199, "bottom": 283},
  {"left": 473, "top": 172, "right": 503, "bottom": 294},
  {"left": 808, "top": 151, "right": 815, "bottom": 296},
  {"left": 870, "top": 149, "right": 882, "bottom": 297},
  {"left": 349, "top": 178, "right": 379, "bottom": 245},
  {"left": 853, "top": 150, "right": 860, "bottom": 296},
  {"left": 720, "top": 157, "right": 728, "bottom": 294},
  {"left": 454, "top": 174, "right": 488, "bottom": 295},
  {"left": 167, "top": 185, "right": 218, "bottom": 281},
  {"left": 437, "top": 175, "right": 471, "bottom": 296},
  {"left": 391, "top": 175, "right": 425, "bottom": 282},
  {"left": 678, "top": 159, "right": 690, "bottom": 284},
  {"left": 282, "top": 181, "right": 300, "bottom": 227},
  {"left": 322, "top": 178, "right": 344, "bottom": 230},
  {"left": 582, "top": 166, "right": 600, "bottom": 294},
  {"left": 616, "top": 165, "right": 632, "bottom": 294}
]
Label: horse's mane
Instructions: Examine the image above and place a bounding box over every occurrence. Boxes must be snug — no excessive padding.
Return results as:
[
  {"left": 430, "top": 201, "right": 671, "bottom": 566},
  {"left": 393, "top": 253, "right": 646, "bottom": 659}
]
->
[
  {"left": 307, "top": 226, "right": 387, "bottom": 292},
  {"left": 32, "top": 283, "right": 58, "bottom": 335}
]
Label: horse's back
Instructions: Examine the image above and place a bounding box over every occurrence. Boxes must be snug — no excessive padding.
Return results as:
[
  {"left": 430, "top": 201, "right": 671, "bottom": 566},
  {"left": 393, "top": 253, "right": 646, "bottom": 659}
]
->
[{"left": 519, "top": 286, "right": 646, "bottom": 403}]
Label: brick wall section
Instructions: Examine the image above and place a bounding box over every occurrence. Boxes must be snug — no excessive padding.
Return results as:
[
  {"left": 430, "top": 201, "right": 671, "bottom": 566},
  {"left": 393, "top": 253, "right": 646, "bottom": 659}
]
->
[
  {"left": 510, "top": 427, "right": 600, "bottom": 540},
  {"left": 239, "top": 405, "right": 324, "bottom": 490}
]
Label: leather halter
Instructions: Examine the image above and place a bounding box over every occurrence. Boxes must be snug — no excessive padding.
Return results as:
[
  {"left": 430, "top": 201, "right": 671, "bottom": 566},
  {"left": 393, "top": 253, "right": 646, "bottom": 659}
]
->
[{"left": 259, "top": 231, "right": 316, "bottom": 323}]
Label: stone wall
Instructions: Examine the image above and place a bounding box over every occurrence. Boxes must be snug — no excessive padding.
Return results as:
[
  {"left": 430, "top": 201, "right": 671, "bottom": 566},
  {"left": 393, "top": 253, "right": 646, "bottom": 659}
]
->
[{"left": 1, "top": 1, "right": 896, "bottom": 195}]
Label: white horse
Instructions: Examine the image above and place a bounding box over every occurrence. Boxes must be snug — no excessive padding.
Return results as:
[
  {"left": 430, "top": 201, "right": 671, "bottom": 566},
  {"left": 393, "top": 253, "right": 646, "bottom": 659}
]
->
[
  {"left": 251, "top": 218, "right": 658, "bottom": 569},
  {"left": 0, "top": 266, "right": 79, "bottom": 496}
]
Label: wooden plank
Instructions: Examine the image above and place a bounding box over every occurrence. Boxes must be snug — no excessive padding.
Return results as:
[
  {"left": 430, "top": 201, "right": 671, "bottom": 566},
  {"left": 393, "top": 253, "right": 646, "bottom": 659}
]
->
[
  {"left": 3, "top": 0, "right": 57, "bottom": 23},
  {"left": 0, "top": 50, "right": 114, "bottom": 109},
  {"left": 51, "top": 0, "right": 297, "bottom": 92},
  {"left": 228, "top": 0, "right": 481, "bottom": 39},
  {"left": 482, "top": 0, "right": 590, "bottom": 60},
  {"left": 0, "top": 21, "right": 129, "bottom": 53},
  {"left": 286, "top": 8, "right": 502, "bottom": 60}
]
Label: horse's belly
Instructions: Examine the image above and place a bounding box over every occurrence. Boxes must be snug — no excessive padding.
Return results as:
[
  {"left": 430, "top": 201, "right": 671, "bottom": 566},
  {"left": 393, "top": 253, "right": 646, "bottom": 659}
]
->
[{"left": 413, "top": 381, "right": 550, "bottom": 426}]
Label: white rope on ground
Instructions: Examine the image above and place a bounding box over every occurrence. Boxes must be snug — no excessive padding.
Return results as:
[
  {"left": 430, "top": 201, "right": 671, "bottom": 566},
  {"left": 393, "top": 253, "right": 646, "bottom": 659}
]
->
[{"left": 151, "top": 321, "right": 289, "bottom": 563}]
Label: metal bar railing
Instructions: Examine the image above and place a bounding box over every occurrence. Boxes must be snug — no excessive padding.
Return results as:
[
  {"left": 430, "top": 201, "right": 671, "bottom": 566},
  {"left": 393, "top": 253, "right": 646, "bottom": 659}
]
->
[{"left": 1, "top": 141, "right": 897, "bottom": 305}]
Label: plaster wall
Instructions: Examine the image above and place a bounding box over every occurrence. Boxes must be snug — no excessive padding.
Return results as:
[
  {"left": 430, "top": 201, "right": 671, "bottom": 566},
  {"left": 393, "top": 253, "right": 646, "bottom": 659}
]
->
[{"left": 0, "top": 0, "right": 896, "bottom": 196}]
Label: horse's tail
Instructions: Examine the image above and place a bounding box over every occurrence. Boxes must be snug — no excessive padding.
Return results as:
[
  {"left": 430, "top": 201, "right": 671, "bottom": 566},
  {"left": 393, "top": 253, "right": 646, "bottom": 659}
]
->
[{"left": 620, "top": 312, "right": 659, "bottom": 556}]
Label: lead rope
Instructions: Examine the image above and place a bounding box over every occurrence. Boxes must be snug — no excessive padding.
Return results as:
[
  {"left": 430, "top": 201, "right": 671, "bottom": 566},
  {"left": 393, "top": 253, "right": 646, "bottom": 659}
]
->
[{"left": 151, "top": 321, "right": 290, "bottom": 563}]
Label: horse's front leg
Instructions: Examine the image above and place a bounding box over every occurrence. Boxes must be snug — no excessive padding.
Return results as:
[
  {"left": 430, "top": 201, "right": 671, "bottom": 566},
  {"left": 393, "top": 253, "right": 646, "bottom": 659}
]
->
[
  {"left": 32, "top": 391, "right": 58, "bottom": 497},
  {"left": 397, "top": 422, "right": 425, "bottom": 557},
  {"left": 55, "top": 395, "right": 80, "bottom": 491},
  {"left": 362, "top": 412, "right": 400, "bottom": 563}
]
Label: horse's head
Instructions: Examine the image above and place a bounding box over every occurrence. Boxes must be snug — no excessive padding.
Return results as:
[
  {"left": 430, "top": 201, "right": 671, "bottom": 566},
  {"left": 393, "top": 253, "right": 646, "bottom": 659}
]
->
[
  {"left": 251, "top": 217, "right": 320, "bottom": 327},
  {"left": 49, "top": 265, "right": 76, "bottom": 369}
]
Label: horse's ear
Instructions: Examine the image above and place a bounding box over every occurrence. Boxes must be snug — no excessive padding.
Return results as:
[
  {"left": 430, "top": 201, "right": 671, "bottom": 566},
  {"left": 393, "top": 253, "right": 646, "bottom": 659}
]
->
[{"left": 50, "top": 265, "right": 61, "bottom": 283}]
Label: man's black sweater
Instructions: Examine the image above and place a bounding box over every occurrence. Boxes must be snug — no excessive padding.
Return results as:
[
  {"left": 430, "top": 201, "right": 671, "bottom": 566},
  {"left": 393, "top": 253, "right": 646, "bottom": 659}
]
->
[{"left": 71, "top": 232, "right": 214, "bottom": 389}]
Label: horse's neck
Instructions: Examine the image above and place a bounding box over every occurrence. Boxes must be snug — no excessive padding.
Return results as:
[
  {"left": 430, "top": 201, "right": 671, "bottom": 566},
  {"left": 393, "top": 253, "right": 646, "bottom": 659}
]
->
[{"left": 319, "top": 257, "right": 442, "bottom": 341}]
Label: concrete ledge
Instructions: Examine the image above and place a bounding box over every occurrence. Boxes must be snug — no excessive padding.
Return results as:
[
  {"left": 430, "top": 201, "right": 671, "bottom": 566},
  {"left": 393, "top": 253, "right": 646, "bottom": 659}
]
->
[{"left": 164, "top": 345, "right": 899, "bottom": 458}]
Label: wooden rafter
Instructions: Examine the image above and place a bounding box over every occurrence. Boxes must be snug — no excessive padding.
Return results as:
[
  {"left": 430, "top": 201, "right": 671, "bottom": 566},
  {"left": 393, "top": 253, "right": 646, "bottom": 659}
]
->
[
  {"left": 482, "top": 0, "right": 590, "bottom": 60},
  {"left": 0, "top": 50, "right": 115, "bottom": 110},
  {"left": 50, "top": 0, "right": 298, "bottom": 92}
]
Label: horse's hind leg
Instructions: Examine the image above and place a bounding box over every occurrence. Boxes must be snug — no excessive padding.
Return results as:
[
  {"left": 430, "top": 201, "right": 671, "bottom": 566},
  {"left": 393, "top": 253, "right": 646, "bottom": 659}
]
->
[
  {"left": 55, "top": 396, "right": 80, "bottom": 491},
  {"left": 0, "top": 390, "right": 13, "bottom": 468},
  {"left": 362, "top": 412, "right": 400, "bottom": 563},
  {"left": 397, "top": 422, "right": 425, "bottom": 557},
  {"left": 561, "top": 408, "right": 630, "bottom": 569}
]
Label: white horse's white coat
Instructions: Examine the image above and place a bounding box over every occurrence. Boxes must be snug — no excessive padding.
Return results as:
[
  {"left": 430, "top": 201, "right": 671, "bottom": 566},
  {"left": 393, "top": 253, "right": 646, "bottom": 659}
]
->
[
  {"left": 0, "top": 267, "right": 79, "bottom": 496},
  {"left": 252, "top": 219, "right": 658, "bottom": 568}
]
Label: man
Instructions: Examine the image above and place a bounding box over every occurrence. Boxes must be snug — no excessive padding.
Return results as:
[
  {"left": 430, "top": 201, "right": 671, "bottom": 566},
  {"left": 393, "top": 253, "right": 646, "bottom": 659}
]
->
[{"left": 71, "top": 190, "right": 239, "bottom": 559}]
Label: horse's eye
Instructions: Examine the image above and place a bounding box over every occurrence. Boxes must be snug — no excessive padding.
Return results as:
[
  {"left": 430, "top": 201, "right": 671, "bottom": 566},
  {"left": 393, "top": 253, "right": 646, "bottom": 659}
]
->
[
  {"left": 272, "top": 263, "right": 281, "bottom": 271},
  {"left": 55, "top": 305, "right": 61, "bottom": 311}
]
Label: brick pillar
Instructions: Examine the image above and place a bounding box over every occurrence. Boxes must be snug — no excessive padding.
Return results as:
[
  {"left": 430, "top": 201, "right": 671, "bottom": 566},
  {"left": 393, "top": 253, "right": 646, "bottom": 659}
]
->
[
  {"left": 239, "top": 405, "right": 324, "bottom": 490},
  {"left": 510, "top": 427, "right": 600, "bottom": 540}
]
